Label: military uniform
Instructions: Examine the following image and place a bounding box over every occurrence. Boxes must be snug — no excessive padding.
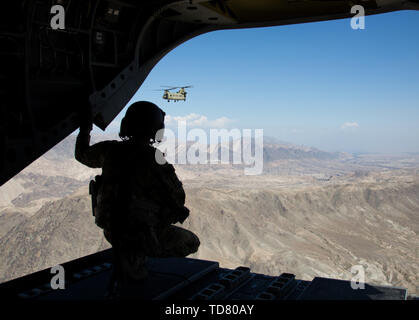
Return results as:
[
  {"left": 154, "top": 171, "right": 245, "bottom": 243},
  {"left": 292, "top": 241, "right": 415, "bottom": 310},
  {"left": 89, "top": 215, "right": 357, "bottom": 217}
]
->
[{"left": 75, "top": 131, "right": 200, "bottom": 282}]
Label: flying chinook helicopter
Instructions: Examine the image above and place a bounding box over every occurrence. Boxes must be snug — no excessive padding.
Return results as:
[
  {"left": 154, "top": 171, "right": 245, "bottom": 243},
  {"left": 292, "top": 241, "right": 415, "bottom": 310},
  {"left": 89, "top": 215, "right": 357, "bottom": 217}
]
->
[{"left": 157, "top": 85, "right": 193, "bottom": 102}]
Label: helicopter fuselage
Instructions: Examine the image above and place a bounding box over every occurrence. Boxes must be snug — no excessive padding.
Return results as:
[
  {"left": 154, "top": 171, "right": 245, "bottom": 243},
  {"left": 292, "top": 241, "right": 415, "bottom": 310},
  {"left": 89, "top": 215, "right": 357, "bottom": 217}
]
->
[{"left": 163, "top": 90, "right": 187, "bottom": 102}]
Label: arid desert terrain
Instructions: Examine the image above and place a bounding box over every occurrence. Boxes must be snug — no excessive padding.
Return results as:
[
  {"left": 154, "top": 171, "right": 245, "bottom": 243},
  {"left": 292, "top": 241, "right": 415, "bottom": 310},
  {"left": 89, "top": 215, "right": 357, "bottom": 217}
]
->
[{"left": 0, "top": 134, "right": 418, "bottom": 295}]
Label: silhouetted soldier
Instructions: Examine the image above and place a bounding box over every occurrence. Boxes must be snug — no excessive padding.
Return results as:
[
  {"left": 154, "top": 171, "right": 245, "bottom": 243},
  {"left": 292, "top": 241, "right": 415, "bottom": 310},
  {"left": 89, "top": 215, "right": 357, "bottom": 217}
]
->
[{"left": 75, "top": 101, "right": 200, "bottom": 295}]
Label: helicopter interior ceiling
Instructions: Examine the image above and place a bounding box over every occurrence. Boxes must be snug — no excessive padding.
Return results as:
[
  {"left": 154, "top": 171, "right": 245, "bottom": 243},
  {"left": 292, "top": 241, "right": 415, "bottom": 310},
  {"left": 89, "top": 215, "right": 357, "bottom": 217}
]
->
[{"left": 0, "top": 0, "right": 418, "bottom": 187}]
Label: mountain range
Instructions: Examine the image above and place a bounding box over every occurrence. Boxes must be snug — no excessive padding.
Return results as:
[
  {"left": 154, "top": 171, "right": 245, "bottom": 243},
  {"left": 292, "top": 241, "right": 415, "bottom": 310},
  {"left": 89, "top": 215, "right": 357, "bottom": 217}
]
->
[{"left": 0, "top": 133, "right": 418, "bottom": 295}]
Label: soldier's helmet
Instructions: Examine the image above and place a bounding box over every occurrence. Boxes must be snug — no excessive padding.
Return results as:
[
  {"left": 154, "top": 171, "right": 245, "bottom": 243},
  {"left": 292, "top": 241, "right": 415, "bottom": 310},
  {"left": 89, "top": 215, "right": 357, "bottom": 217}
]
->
[{"left": 119, "top": 101, "right": 165, "bottom": 143}]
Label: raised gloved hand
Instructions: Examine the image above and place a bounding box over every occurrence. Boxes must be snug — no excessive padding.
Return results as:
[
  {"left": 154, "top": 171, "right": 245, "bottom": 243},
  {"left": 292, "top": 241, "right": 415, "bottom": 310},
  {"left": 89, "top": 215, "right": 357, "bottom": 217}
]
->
[{"left": 79, "top": 105, "right": 93, "bottom": 133}]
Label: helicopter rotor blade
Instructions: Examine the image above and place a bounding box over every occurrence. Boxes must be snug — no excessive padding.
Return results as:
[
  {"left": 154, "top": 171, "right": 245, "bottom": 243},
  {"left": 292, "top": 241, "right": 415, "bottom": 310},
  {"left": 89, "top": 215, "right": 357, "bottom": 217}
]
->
[
  {"left": 160, "top": 85, "right": 193, "bottom": 90},
  {"left": 161, "top": 86, "right": 179, "bottom": 90}
]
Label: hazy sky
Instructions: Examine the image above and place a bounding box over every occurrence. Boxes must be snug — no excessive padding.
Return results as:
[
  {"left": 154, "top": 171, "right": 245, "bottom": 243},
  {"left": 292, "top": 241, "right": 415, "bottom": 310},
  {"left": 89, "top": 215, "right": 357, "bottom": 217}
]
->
[{"left": 102, "top": 10, "right": 419, "bottom": 154}]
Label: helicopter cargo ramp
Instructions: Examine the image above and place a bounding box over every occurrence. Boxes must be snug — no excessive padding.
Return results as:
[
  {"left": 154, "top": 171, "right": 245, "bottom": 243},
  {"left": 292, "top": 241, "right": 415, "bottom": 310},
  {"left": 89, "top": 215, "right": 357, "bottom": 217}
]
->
[{"left": 0, "top": 249, "right": 409, "bottom": 300}]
